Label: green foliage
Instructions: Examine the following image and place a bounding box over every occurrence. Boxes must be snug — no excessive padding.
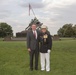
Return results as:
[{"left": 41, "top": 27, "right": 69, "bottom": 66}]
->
[
  {"left": 0, "top": 22, "right": 13, "bottom": 37},
  {"left": 73, "top": 25, "right": 76, "bottom": 37},
  {"left": 0, "top": 40, "right": 76, "bottom": 75},
  {"left": 58, "top": 24, "right": 76, "bottom": 37}
]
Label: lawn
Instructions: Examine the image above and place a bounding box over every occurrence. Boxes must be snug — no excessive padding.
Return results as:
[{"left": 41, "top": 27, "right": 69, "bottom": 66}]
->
[{"left": 0, "top": 40, "right": 76, "bottom": 75}]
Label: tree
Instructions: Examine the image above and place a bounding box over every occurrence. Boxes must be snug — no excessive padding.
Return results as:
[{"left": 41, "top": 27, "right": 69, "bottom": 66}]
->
[
  {"left": 57, "top": 24, "right": 75, "bottom": 37},
  {"left": 0, "top": 22, "right": 13, "bottom": 37},
  {"left": 73, "top": 25, "right": 76, "bottom": 37},
  {"left": 63, "top": 24, "right": 74, "bottom": 37},
  {"left": 57, "top": 28, "right": 64, "bottom": 37}
]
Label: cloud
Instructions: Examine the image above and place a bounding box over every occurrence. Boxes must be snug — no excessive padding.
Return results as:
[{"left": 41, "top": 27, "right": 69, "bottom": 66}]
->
[
  {"left": 42, "top": 0, "right": 76, "bottom": 9},
  {"left": 0, "top": 0, "right": 13, "bottom": 19},
  {"left": 0, "top": 10, "right": 11, "bottom": 19},
  {"left": 0, "top": 0, "right": 12, "bottom": 6},
  {"left": 41, "top": 0, "right": 76, "bottom": 22}
]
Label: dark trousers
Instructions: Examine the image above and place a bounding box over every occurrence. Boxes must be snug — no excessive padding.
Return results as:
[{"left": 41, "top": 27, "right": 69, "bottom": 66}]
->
[{"left": 29, "top": 49, "right": 39, "bottom": 70}]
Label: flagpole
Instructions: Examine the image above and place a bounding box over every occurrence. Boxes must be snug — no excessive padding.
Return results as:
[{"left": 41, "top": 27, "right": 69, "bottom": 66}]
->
[
  {"left": 31, "top": 6, "right": 36, "bottom": 17},
  {"left": 29, "top": 3, "right": 37, "bottom": 18}
]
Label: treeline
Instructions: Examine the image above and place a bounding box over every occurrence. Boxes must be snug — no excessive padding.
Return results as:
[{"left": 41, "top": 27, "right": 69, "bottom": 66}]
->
[
  {"left": 58, "top": 24, "right": 76, "bottom": 37},
  {"left": 0, "top": 22, "right": 76, "bottom": 38}
]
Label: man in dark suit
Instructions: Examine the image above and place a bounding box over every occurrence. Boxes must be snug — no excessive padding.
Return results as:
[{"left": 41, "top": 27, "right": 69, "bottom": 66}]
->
[{"left": 27, "top": 24, "right": 39, "bottom": 71}]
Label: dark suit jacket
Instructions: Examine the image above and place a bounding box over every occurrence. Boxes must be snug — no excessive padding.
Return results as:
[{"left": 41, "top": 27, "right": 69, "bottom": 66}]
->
[{"left": 27, "top": 30, "right": 39, "bottom": 50}]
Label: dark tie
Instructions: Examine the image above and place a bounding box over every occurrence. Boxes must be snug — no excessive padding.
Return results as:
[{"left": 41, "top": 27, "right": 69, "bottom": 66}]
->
[{"left": 34, "top": 31, "right": 36, "bottom": 38}]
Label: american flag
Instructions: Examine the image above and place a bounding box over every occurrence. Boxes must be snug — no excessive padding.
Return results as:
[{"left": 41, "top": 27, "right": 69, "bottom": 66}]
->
[{"left": 29, "top": 4, "right": 31, "bottom": 16}]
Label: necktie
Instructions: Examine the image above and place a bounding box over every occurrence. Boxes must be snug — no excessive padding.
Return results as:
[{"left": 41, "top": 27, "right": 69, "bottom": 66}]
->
[{"left": 34, "top": 31, "right": 36, "bottom": 38}]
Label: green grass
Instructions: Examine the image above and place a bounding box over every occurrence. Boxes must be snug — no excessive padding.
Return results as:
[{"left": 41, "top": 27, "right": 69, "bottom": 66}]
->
[
  {"left": 60, "top": 37, "right": 76, "bottom": 41},
  {"left": 0, "top": 40, "right": 76, "bottom": 75},
  {"left": 0, "top": 38, "right": 4, "bottom": 41}
]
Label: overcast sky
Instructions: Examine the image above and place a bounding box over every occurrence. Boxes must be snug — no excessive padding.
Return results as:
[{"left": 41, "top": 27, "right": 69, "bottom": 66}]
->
[{"left": 0, "top": 0, "right": 76, "bottom": 36}]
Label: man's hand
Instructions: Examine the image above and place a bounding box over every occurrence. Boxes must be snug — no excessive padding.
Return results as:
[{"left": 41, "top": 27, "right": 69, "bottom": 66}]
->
[{"left": 28, "top": 48, "right": 31, "bottom": 52}]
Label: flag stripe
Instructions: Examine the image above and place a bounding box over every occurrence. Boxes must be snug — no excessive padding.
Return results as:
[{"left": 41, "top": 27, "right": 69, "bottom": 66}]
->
[{"left": 29, "top": 4, "right": 31, "bottom": 16}]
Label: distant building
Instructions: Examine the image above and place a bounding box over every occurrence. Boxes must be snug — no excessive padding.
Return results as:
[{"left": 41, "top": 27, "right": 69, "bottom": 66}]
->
[
  {"left": 16, "top": 30, "right": 27, "bottom": 37},
  {"left": 53, "top": 35, "right": 60, "bottom": 41}
]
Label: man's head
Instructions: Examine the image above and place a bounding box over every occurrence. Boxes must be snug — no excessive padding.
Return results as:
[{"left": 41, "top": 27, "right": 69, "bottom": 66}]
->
[
  {"left": 41, "top": 25, "right": 47, "bottom": 33},
  {"left": 31, "top": 24, "right": 36, "bottom": 31}
]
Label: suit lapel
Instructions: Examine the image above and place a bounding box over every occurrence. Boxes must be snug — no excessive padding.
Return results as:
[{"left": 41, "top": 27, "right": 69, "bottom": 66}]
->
[{"left": 36, "top": 30, "right": 38, "bottom": 39}]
